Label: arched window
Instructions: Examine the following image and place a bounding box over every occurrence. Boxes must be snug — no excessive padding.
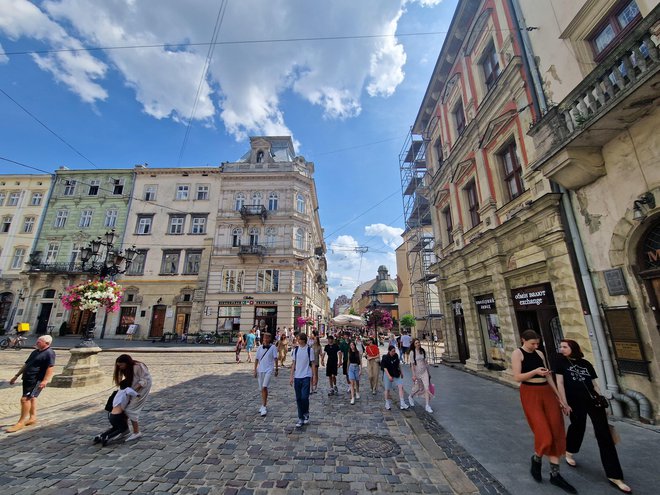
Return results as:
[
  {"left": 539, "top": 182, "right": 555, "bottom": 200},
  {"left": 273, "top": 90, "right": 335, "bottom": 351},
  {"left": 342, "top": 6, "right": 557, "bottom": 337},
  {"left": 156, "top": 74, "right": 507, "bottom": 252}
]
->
[
  {"left": 265, "top": 227, "right": 276, "bottom": 247},
  {"left": 249, "top": 227, "right": 260, "bottom": 246},
  {"left": 268, "top": 192, "right": 278, "bottom": 211},
  {"left": 235, "top": 193, "right": 246, "bottom": 211},
  {"left": 296, "top": 193, "right": 306, "bottom": 214},
  {"left": 251, "top": 192, "right": 263, "bottom": 205},
  {"left": 231, "top": 228, "right": 243, "bottom": 247},
  {"left": 295, "top": 228, "right": 305, "bottom": 250},
  {"left": 256, "top": 150, "right": 264, "bottom": 163}
]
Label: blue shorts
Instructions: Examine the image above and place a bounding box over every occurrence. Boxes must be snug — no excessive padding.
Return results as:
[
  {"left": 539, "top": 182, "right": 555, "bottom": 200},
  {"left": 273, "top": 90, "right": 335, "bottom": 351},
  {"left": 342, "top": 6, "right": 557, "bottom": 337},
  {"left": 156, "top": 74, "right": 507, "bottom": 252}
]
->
[
  {"left": 348, "top": 363, "right": 360, "bottom": 381},
  {"left": 383, "top": 373, "right": 403, "bottom": 390}
]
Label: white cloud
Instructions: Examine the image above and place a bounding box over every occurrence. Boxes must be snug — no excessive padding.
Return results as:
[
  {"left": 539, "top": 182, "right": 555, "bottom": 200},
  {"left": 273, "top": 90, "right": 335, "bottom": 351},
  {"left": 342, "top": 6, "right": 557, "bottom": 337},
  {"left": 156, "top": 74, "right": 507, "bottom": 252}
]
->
[
  {"left": 365, "top": 223, "right": 404, "bottom": 249},
  {"left": 0, "top": 0, "right": 442, "bottom": 138},
  {"left": 0, "top": 43, "right": 7, "bottom": 64}
]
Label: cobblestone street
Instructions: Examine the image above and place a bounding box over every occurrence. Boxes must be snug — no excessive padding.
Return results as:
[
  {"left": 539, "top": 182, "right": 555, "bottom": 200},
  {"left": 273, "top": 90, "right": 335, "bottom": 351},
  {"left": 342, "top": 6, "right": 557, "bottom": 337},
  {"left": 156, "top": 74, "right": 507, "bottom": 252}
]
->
[{"left": 0, "top": 348, "right": 478, "bottom": 495}]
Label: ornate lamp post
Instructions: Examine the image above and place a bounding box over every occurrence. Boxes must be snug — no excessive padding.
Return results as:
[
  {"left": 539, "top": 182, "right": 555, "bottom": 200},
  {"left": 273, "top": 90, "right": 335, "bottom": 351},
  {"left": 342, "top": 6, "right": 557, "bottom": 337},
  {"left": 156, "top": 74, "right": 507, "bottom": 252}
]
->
[{"left": 369, "top": 290, "right": 380, "bottom": 339}]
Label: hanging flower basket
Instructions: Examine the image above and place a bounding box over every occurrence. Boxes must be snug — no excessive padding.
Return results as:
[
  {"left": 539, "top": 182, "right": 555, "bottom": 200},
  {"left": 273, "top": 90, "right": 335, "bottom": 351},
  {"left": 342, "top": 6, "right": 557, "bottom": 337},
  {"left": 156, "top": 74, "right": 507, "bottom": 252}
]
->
[
  {"left": 296, "top": 316, "right": 315, "bottom": 328},
  {"left": 61, "top": 280, "right": 124, "bottom": 313}
]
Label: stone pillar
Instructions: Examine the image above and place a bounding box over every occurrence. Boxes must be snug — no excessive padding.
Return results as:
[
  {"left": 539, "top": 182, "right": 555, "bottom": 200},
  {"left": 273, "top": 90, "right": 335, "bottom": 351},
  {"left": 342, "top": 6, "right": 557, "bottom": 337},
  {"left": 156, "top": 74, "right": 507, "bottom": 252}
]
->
[{"left": 51, "top": 347, "right": 105, "bottom": 388}]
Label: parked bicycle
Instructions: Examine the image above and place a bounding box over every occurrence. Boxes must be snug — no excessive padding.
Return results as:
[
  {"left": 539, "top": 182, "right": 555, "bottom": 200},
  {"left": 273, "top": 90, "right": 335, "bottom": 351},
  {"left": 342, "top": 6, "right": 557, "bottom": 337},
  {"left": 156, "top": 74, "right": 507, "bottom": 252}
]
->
[
  {"left": 0, "top": 333, "right": 28, "bottom": 350},
  {"left": 195, "top": 333, "right": 218, "bottom": 345}
]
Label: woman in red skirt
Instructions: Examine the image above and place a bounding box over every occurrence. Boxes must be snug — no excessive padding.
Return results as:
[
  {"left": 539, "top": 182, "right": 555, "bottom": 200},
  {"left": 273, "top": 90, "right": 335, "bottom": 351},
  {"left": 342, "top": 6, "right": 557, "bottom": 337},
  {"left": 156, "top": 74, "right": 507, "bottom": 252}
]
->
[{"left": 512, "top": 329, "right": 576, "bottom": 493}]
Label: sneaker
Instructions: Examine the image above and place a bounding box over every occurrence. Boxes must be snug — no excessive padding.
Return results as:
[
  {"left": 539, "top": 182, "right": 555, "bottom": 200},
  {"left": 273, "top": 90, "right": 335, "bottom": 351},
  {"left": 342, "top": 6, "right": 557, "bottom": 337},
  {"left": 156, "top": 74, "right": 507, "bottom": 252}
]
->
[
  {"left": 328, "top": 389, "right": 335, "bottom": 396},
  {"left": 350, "top": 397, "right": 355, "bottom": 405},
  {"left": 530, "top": 456, "right": 542, "bottom": 483},
  {"left": 408, "top": 395, "right": 415, "bottom": 407},
  {"left": 425, "top": 405, "right": 433, "bottom": 413},
  {"left": 550, "top": 473, "right": 577, "bottom": 494},
  {"left": 295, "top": 420, "right": 304, "bottom": 428},
  {"left": 333, "top": 386, "right": 338, "bottom": 394},
  {"left": 355, "top": 393, "right": 360, "bottom": 400},
  {"left": 93, "top": 435, "right": 102, "bottom": 444},
  {"left": 385, "top": 400, "right": 391, "bottom": 410},
  {"left": 126, "top": 432, "right": 142, "bottom": 441},
  {"left": 372, "top": 388, "right": 376, "bottom": 395},
  {"left": 400, "top": 402, "right": 409, "bottom": 410},
  {"left": 346, "top": 385, "right": 351, "bottom": 393},
  {"left": 303, "top": 415, "right": 310, "bottom": 425},
  {"left": 259, "top": 406, "right": 267, "bottom": 416}
]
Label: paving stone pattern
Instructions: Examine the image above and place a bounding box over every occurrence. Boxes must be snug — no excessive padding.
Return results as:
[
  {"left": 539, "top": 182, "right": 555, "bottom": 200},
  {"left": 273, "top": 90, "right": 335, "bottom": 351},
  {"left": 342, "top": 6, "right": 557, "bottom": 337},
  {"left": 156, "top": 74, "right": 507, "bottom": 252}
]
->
[{"left": 1, "top": 365, "right": 474, "bottom": 495}]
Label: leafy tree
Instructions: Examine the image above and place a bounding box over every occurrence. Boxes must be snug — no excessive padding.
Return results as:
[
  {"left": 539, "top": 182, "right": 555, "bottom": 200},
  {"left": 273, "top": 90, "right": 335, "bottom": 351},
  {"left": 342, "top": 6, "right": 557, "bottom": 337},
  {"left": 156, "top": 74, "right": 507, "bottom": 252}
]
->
[
  {"left": 348, "top": 307, "right": 357, "bottom": 315},
  {"left": 400, "top": 314, "right": 416, "bottom": 330}
]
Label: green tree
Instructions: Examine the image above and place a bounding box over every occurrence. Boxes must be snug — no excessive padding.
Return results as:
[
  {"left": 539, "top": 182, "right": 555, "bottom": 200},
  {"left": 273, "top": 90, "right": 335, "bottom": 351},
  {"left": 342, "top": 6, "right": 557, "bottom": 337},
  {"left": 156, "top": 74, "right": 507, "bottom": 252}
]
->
[{"left": 400, "top": 314, "right": 416, "bottom": 330}]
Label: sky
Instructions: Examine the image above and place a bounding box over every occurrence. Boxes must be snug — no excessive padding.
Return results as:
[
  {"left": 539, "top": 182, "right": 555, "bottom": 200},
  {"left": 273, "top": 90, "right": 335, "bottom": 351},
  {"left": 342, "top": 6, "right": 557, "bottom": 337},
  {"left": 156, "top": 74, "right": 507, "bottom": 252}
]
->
[{"left": 0, "top": 0, "right": 457, "bottom": 303}]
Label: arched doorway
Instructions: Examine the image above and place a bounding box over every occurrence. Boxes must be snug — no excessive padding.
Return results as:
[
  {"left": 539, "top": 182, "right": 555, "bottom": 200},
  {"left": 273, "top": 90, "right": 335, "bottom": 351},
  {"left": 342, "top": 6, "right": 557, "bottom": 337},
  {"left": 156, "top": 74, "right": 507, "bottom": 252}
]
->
[
  {"left": 36, "top": 289, "right": 56, "bottom": 335},
  {"left": 638, "top": 217, "right": 660, "bottom": 327},
  {"left": 0, "top": 292, "right": 14, "bottom": 332}
]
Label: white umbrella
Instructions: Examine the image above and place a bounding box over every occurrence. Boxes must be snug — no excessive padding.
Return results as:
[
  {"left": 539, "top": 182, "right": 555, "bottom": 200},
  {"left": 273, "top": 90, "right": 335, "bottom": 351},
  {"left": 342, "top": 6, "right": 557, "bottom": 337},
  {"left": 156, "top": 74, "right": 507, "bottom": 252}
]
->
[{"left": 330, "top": 314, "right": 366, "bottom": 327}]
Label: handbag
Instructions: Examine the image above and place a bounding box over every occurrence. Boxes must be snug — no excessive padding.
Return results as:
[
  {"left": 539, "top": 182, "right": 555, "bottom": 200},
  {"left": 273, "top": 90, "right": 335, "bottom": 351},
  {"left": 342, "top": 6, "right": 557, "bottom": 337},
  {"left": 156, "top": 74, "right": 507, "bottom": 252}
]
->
[
  {"left": 429, "top": 382, "right": 436, "bottom": 396},
  {"left": 567, "top": 357, "right": 609, "bottom": 409}
]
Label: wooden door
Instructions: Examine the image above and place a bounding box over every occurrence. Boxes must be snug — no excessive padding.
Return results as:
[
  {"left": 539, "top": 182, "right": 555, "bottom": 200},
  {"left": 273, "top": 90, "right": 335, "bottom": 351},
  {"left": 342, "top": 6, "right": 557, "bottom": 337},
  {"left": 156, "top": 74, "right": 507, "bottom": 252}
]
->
[
  {"left": 150, "top": 305, "right": 166, "bottom": 337},
  {"left": 36, "top": 303, "right": 53, "bottom": 334}
]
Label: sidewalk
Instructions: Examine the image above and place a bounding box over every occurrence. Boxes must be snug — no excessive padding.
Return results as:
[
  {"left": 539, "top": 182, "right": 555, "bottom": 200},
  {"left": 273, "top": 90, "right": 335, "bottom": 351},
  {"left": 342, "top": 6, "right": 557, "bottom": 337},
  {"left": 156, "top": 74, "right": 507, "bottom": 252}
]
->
[{"left": 0, "top": 350, "right": 480, "bottom": 495}]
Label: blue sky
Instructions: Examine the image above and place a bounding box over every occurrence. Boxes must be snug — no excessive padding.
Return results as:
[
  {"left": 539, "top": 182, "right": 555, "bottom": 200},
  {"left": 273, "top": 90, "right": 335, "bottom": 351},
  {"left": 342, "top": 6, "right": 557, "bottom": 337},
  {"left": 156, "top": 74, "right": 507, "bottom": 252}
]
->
[{"left": 0, "top": 0, "right": 457, "bottom": 302}]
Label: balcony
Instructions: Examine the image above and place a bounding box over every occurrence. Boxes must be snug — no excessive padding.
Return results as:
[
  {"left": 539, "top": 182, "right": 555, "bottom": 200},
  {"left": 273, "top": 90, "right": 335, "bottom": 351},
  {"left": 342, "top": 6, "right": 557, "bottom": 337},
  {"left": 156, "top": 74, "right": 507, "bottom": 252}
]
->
[
  {"left": 529, "top": 9, "right": 660, "bottom": 190},
  {"left": 238, "top": 244, "right": 267, "bottom": 261},
  {"left": 27, "top": 261, "right": 92, "bottom": 274},
  {"left": 240, "top": 204, "right": 267, "bottom": 222}
]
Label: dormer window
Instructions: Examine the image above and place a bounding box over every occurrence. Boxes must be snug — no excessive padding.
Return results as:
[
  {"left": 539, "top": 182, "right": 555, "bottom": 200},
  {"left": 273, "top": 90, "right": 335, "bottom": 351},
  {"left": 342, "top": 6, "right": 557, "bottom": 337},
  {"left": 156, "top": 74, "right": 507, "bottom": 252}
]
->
[{"left": 256, "top": 150, "right": 264, "bottom": 163}]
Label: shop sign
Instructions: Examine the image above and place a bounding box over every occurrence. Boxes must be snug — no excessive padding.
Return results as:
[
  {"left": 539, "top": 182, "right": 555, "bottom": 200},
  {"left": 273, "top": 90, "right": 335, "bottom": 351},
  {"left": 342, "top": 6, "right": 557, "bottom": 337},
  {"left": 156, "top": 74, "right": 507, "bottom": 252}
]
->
[
  {"left": 602, "top": 305, "right": 650, "bottom": 377},
  {"left": 475, "top": 294, "right": 496, "bottom": 314},
  {"left": 256, "top": 301, "right": 276, "bottom": 305},
  {"left": 293, "top": 297, "right": 303, "bottom": 307},
  {"left": 218, "top": 301, "right": 242, "bottom": 306},
  {"left": 603, "top": 268, "right": 628, "bottom": 296},
  {"left": 511, "top": 284, "right": 555, "bottom": 310}
]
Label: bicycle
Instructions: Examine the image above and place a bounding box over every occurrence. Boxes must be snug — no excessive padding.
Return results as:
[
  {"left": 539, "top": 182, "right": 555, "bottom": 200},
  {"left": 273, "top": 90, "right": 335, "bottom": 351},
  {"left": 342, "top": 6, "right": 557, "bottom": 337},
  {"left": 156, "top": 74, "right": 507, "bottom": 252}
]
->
[
  {"left": 0, "top": 333, "right": 28, "bottom": 350},
  {"left": 195, "top": 333, "right": 217, "bottom": 345}
]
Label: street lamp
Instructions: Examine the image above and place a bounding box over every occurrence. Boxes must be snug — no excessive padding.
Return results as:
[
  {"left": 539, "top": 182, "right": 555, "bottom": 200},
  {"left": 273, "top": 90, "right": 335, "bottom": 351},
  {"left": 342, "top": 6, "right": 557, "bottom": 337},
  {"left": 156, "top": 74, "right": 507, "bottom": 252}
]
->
[
  {"left": 369, "top": 290, "right": 380, "bottom": 339},
  {"left": 78, "top": 230, "right": 137, "bottom": 345}
]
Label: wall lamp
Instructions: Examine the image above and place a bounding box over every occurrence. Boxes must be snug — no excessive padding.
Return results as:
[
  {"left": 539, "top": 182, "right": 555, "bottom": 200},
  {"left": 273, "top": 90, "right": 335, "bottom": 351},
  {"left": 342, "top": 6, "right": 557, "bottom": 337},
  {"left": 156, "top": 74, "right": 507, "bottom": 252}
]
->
[{"left": 632, "top": 192, "right": 656, "bottom": 222}]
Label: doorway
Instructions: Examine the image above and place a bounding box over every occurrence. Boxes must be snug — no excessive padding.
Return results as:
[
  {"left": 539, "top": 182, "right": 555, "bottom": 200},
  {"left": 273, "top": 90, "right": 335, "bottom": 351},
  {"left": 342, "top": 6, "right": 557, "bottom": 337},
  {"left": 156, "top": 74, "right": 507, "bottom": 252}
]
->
[
  {"left": 150, "top": 305, "right": 166, "bottom": 337},
  {"left": 451, "top": 300, "right": 469, "bottom": 364},
  {"left": 0, "top": 292, "right": 13, "bottom": 332},
  {"left": 174, "top": 306, "right": 191, "bottom": 336},
  {"left": 36, "top": 303, "right": 53, "bottom": 335},
  {"left": 255, "top": 306, "right": 277, "bottom": 338}
]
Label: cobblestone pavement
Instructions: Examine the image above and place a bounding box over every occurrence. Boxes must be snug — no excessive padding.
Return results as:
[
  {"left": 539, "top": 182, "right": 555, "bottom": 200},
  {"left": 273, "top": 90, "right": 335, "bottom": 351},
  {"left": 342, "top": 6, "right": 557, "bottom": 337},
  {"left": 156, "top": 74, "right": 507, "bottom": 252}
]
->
[{"left": 0, "top": 349, "right": 479, "bottom": 495}]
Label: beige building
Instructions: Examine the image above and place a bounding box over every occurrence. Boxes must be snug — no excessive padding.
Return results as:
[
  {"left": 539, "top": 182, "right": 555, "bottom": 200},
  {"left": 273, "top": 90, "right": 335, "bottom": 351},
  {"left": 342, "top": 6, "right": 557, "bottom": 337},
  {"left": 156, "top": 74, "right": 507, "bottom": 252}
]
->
[
  {"left": 525, "top": 0, "right": 660, "bottom": 421},
  {"left": 201, "top": 137, "right": 328, "bottom": 338},
  {"left": 395, "top": 242, "right": 413, "bottom": 318},
  {"left": 116, "top": 166, "right": 221, "bottom": 339},
  {"left": 411, "top": 0, "right": 591, "bottom": 377},
  {"left": 0, "top": 174, "right": 52, "bottom": 332}
]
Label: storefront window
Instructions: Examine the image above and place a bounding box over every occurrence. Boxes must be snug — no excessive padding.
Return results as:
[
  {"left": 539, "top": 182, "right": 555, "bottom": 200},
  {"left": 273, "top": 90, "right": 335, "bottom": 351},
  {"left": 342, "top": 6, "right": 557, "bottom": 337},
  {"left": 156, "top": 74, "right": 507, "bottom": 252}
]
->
[
  {"left": 217, "top": 306, "right": 241, "bottom": 335},
  {"left": 475, "top": 294, "right": 505, "bottom": 370}
]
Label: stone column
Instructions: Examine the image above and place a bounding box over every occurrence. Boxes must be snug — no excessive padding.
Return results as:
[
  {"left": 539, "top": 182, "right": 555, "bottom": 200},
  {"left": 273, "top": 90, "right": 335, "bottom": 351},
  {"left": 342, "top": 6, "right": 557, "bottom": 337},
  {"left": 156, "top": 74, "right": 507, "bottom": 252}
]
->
[{"left": 51, "top": 347, "right": 105, "bottom": 388}]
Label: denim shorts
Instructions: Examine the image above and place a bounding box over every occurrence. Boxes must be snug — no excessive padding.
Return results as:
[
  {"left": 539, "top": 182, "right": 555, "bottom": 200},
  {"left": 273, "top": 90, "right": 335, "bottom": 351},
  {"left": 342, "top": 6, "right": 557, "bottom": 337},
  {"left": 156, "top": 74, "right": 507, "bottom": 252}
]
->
[
  {"left": 383, "top": 373, "right": 403, "bottom": 390},
  {"left": 348, "top": 363, "right": 360, "bottom": 381}
]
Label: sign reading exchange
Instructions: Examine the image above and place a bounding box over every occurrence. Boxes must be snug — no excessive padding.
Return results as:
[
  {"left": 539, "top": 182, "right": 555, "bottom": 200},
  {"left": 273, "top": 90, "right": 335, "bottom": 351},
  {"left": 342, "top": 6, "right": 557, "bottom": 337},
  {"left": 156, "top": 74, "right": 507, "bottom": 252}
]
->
[{"left": 511, "top": 284, "right": 555, "bottom": 310}]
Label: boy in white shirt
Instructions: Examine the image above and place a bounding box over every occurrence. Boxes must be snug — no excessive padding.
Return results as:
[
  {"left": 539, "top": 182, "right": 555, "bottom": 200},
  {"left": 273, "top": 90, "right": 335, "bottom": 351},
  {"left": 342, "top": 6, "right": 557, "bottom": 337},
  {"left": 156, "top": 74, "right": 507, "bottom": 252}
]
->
[
  {"left": 254, "top": 332, "right": 279, "bottom": 416},
  {"left": 94, "top": 378, "right": 138, "bottom": 446},
  {"left": 289, "top": 333, "right": 315, "bottom": 428}
]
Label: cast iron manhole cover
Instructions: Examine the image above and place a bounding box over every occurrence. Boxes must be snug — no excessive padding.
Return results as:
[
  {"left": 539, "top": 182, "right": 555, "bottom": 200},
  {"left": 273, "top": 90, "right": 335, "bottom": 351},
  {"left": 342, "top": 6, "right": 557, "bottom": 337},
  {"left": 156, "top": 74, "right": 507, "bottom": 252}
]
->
[{"left": 345, "top": 434, "right": 401, "bottom": 458}]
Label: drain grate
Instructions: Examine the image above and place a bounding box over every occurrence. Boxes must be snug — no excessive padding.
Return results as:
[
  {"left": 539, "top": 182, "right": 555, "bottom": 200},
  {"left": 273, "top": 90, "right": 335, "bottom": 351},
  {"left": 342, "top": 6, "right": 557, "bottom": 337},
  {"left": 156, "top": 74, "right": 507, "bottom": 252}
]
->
[{"left": 345, "top": 434, "right": 401, "bottom": 458}]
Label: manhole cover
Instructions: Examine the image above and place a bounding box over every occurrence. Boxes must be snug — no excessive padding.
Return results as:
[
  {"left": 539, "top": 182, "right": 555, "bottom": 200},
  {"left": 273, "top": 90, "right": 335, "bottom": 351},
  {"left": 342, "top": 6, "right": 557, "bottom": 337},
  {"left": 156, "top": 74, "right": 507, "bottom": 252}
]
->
[{"left": 345, "top": 434, "right": 401, "bottom": 458}]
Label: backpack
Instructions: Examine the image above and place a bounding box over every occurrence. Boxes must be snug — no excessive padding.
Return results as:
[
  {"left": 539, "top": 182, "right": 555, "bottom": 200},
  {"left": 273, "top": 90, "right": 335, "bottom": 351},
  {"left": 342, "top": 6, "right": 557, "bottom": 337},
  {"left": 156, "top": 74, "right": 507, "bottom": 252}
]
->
[
  {"left": 104, "top": 390, "right": 117, "bottom": 412},
  {"left": 294, "top": 346, "right": 312, "bottom": 368}
]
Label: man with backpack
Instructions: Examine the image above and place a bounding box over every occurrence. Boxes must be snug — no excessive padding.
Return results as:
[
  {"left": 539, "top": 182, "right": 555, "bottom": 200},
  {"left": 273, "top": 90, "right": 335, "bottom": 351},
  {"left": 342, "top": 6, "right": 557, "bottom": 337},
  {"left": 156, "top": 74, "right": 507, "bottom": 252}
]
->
[
  {"left": 289, "top": 333, "right": 316, "bottom": 428},
  {"left": 254, "top": 332, "right": 279, "bottom": 416}
]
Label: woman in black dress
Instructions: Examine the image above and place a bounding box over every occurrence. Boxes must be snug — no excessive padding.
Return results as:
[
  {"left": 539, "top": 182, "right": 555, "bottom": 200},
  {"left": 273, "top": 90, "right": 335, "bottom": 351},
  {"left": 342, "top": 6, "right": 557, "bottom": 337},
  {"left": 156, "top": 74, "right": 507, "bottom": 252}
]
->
[{"left": 555, "top": 339, "right": 631, "bottom": 494}]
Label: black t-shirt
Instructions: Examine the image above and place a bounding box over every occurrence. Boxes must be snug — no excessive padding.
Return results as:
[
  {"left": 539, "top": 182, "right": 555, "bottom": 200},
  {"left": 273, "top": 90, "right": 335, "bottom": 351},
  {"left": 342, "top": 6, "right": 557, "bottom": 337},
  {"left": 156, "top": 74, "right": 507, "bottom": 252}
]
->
[
  {"left": 324, "top": 343, "right": 340, "bottom": 364},
  {"left": 554, "top": 357, "right": 597, "bottom": 403},
  {"left": 23, "top": 347, "right": 56, "bottom": 383},
  {"left": 380, "top": 353, "right": 402, "bottom": 378}
]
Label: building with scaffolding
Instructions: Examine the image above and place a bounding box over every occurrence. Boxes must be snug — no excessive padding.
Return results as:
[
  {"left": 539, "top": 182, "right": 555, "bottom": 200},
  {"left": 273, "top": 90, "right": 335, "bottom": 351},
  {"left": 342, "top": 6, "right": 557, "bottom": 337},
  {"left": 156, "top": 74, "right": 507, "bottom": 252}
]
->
[{"left": 398, "top": 132, "right": 443, "bottom": 343}]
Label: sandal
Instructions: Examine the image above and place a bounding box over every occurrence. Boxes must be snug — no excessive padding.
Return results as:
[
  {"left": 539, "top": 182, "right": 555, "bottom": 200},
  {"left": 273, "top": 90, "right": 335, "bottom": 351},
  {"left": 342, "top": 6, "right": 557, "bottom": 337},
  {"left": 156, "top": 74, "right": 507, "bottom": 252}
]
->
[
  {"left": 565, "top": 453, "right": 577, "bottom": 467},
  {"left": 608, "top": 479, "right": 632, "bottom": 494}
]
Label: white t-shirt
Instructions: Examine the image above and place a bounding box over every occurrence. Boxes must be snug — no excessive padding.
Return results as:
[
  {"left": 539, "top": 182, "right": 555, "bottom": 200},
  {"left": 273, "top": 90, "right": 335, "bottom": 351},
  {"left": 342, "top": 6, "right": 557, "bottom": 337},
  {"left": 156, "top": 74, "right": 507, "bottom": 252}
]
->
[
  {"left": 256, "top": 344, "right": 278, "bottom": 374},
  {"left": 401, "top": 335, "right": 412, "bottom": 347},
  {"left": 113, "top": 387, "right": 138, "bottom": 409},
  {"left": 293, "top": 345, "right": 314, "bottom": 379}
]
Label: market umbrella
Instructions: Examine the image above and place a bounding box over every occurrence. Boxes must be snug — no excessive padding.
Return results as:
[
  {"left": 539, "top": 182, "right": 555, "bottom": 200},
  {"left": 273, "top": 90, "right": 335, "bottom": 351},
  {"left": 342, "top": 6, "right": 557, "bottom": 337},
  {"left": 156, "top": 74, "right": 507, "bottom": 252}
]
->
[{"left": 330, "top": 314, "right": 366, "bottom": 327}]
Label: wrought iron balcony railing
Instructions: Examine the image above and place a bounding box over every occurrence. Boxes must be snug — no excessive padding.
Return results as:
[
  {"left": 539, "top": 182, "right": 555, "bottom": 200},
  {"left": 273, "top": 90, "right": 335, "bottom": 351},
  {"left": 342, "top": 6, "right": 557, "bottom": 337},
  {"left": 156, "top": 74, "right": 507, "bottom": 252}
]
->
[
  {"left": 238, "top": 244, "right": 267, "bottom": 261},
  {"left": 240, "top": 205, "right": 267, "bottom": 222}
]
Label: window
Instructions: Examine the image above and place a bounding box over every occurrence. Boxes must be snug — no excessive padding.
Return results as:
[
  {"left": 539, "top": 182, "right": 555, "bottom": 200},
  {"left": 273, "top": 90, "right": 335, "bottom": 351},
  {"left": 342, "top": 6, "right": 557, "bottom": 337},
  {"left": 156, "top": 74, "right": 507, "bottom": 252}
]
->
[
  {"left": 30, "top": 192, "right": 43, "bottom": 206},
  {"left": 443, "top": 206, "right": 453, "bottom": 245},
  {"left": 160, "top": 251, "right": 180, "bottom": 275},
  {"left": 257, "top": 269, "right": 279, "bottom": 292},
  {"left": 235, "top": 193, "right": 246, "bottom": 211},
  {"left": 127, "top": 250, "right": 147, "bottom": 275},
  {"left": 465, "top": 181, "right": 480, "bottom": 228},
  {"left": 168, "top": 215, "right": 185, "bottom": 235},
  {"left": 256, "top": 150, "right": 264, "bottom": 163},
  {"left": 62, "top": 179, "right": 76, "bottom": 196},
  {"left": 500, "top": 141, "right": 524, "bottom": 200},
  {"left": 11, "top": 248, "right": 25, "bottom": 269},
  {"left": 293, "top": 270, "right": 303, "bottom": 294},
  {"left": 453, "top": 100, "right": 466, "bottom": 136},
  {"left": 8, "top": 192, "right": 20, "bottom": 206},
  {"left": 23, "top": 216, "right": 35, "bottom": 233},
  {"left": 267, "top": 192, "right": 278, "bottom": 211},
  {"left": 88, "top": 180, "right": 100, "bottom": 196},
  {"left": 222, "top": 269, "right": 244, "bottom": 292},
  {"left": 79, "top": 210, "right": 93, "bottom": 228},
  {"left": 590, "top": 1, "right": 641, "bottom": 56},
  {"left": 45, "top": 242, "right": 59, "bottom": 262},
  {"left": 144, "top": 185, "right": 157, "bottom": 201},
  {"left": 481, "top": 42, "right": 500, "bottom": 90},
  {"left": 190, "top": 215, "right": 207, "bottom": 234},
  {"left": 70, "top": 244, "right": 82, "bottom": 264},
  {"left": 231, "top": 228, "right": 243, "bottom": 247},
  {"left": 251, "top": 192, "right": 263, "bottom": 205},
  {"left": 295, "top": 228, "right": 305, "bottom": 250},
  {"left": 54, "top": 210, "right": 68, "bottom": 228},
  {"left": 0, "top": 192, "right": 5, "bottom": 205},
  {"left": 184, "top": 250, "right": 202, "bottom": 274},
  {"left": 136, "top": 215, "right": 153, "bottom": 235},
  {"left": 112, "top": 178, "right": 125, "bottom": 195},
  {"left": 434, "top": 139, "right": 443, "bottom": 169},
  {"left": 249, "top": 227, "right": 260, "bottom": 246},
  {"left": 175, "top": 184, "right": 189, "bottom": 200},
  {"left": 296, "top": 193, "right": 306, "bottom": 214},
  {"left": 196, "top": 185, "right": 209, "bottom": 200},
  {"left": 104, "top": 209, "right": 118, "bottom": 228},
  {"left": 265, "top": 227, "right": 276, "bottom": 248},
  {"left": 1, "top": 216, "right": 12, "bottom": 233}
]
